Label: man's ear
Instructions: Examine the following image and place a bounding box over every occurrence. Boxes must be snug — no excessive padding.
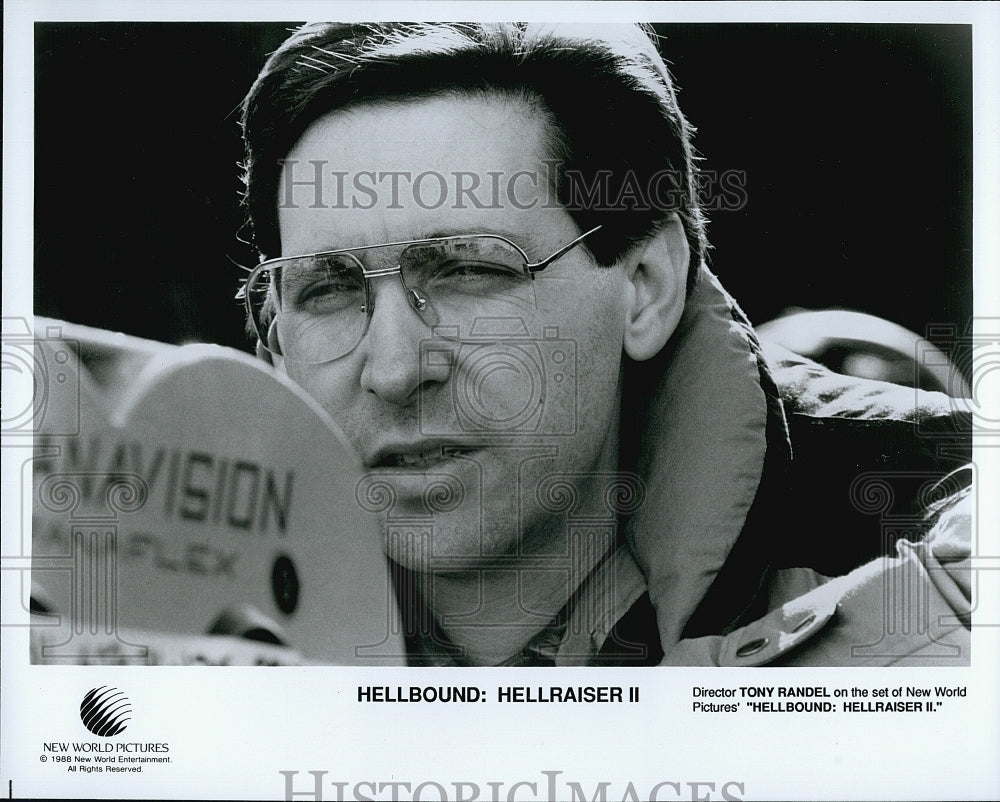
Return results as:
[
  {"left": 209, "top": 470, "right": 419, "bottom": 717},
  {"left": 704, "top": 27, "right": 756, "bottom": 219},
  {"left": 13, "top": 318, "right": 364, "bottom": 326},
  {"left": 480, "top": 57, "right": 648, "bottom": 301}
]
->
[{"left": 622, "top": 214, "right": 689, "bottom": 362}]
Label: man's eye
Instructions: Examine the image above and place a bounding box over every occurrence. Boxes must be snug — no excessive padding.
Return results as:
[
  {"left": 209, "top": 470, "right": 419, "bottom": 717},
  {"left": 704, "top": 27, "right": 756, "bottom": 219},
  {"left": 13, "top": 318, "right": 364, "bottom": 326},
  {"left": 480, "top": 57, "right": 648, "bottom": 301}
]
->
[
  {"left": 287, "top": 268, "right": 363, "bottom": 314},
  {"left": 298, "top": 283, "right": 348, "bottom": 312},
  {"left": 438, "top": 260, "right": 520, "bottom": 281}
]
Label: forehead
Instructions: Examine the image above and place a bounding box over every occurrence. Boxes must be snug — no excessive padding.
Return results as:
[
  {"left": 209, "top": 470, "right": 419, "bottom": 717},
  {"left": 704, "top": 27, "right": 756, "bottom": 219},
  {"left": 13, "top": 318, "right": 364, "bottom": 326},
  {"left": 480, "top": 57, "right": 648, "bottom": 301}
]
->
[{"left": 276, "top": 92, "right": 573, "bottom": 254}]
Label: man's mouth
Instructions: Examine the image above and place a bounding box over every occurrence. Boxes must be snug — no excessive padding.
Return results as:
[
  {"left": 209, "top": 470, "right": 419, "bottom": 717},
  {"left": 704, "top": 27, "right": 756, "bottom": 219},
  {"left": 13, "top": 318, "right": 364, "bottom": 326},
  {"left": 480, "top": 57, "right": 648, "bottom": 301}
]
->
[{"left": 367, "top": 444, "right": 479, "bottom": 470}]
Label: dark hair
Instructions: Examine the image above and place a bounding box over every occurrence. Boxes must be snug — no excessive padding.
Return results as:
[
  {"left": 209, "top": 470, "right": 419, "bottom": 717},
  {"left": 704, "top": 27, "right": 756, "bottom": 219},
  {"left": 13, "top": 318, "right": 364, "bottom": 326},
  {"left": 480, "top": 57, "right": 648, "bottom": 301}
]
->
[{"left": 240, "top": 22, "right": 706, "bottom": 288}]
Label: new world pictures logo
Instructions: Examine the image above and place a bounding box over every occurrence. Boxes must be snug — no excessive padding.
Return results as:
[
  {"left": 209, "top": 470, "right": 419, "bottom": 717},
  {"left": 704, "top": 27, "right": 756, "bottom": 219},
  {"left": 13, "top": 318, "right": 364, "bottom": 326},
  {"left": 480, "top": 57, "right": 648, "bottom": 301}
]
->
[
  {"left": 37, "top": 687, "right": 171, "bottom": 773},
  {"left": 80, "top": 687, "right": 132, "bottom": 736}
]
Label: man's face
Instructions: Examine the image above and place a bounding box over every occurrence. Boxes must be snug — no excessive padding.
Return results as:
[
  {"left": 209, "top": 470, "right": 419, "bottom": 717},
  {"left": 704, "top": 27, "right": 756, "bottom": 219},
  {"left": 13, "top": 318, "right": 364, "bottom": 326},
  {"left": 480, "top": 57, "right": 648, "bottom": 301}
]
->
[{"left": 276, "top": 92, "right": 629, "bottom": 570}]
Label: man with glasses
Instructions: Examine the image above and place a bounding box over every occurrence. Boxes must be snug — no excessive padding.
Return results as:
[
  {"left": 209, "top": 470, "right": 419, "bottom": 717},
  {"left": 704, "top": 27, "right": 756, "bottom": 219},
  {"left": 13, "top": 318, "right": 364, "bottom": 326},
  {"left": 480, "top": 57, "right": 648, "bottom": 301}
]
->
[{"left": 238, "top": 22, "right": 971, "bottom": 665}]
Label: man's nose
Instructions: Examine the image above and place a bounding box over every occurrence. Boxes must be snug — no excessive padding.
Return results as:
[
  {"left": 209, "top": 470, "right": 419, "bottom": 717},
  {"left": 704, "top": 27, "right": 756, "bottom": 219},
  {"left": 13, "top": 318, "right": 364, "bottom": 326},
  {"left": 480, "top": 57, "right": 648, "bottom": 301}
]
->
[{"left": 358, "top": 276, "right": 450, "bottom": 406}]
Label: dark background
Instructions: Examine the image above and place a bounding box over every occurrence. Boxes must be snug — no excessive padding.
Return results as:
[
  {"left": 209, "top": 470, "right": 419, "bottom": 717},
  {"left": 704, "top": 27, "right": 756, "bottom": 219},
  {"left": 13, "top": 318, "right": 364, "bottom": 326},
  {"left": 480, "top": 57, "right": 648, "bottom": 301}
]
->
[{"left": 34, "top": 23, "right": 972, "bottom": 357}]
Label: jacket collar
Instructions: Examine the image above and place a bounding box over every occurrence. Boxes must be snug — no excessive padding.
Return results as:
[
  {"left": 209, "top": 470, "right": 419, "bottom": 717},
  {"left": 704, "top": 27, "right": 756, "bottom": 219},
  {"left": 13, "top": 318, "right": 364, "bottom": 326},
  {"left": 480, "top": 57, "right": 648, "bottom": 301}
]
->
[{"left": 621, "top": 264, "right": 783, "bottom": 649}]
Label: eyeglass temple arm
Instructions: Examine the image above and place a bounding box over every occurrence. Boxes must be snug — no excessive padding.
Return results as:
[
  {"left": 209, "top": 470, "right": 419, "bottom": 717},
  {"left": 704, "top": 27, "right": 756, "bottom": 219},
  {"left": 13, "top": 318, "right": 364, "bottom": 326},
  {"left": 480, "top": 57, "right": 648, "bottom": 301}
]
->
[{"left": 525, "top": 225, "right": 602, "bottom": 274}]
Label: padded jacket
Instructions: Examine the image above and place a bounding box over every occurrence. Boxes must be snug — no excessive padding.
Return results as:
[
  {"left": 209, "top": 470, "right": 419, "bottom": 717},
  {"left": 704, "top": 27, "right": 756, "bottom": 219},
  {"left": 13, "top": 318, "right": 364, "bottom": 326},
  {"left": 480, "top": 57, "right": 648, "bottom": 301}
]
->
[{"left": 535, "top": 265, "right": 973, "bottom": 666}]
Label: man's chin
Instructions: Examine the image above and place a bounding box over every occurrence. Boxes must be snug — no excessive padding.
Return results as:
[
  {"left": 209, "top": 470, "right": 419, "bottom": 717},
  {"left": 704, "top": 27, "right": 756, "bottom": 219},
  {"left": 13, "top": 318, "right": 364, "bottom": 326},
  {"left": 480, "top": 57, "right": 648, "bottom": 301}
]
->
[{"left": 379, "top": 519, "right": 514, "bottom": 574}]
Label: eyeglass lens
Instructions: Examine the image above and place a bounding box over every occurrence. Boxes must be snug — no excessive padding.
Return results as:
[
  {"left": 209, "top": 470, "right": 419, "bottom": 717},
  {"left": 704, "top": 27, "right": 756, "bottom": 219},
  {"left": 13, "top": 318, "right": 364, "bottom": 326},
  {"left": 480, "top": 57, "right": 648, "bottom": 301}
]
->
[{"left": 248, "top": 236, "right": 536, "bottom": 363}]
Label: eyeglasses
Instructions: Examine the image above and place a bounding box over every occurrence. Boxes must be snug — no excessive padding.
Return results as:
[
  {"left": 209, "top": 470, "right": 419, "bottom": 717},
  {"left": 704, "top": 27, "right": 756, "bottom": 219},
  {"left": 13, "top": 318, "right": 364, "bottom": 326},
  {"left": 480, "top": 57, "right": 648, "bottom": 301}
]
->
[{"left": 237, "top": 225, "right": 601, "bottom": 364}]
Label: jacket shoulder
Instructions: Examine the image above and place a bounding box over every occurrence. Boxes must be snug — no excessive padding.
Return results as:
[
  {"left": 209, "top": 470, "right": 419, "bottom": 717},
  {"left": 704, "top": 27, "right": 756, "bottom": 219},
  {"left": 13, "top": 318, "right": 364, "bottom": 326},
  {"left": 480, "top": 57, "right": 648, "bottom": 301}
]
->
[{"left": 663, "top": 486, "right": 972, "bottom": 666}]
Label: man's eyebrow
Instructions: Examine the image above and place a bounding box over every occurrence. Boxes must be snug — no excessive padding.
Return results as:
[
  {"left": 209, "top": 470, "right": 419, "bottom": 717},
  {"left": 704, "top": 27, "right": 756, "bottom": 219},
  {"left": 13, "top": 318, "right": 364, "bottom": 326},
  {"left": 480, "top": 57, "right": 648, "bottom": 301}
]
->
[{"left": 422, "top": 227, "right": 548, "bottom": 255}]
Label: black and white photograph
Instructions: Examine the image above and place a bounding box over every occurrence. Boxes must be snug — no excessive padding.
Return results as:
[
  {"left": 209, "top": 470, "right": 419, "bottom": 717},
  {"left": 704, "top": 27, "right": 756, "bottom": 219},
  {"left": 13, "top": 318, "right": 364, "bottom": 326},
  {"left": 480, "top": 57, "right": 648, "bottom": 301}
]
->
[{"left": 3, "top": 2, "right": 999, "bottom": 800}]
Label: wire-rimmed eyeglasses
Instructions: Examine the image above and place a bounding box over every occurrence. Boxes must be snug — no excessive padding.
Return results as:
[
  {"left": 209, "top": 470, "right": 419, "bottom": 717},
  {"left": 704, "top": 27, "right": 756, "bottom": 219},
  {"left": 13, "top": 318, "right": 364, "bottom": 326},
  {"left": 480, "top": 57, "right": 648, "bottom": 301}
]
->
[{"left": 237, "top": 225, "right": 601, "bottom": 364}]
